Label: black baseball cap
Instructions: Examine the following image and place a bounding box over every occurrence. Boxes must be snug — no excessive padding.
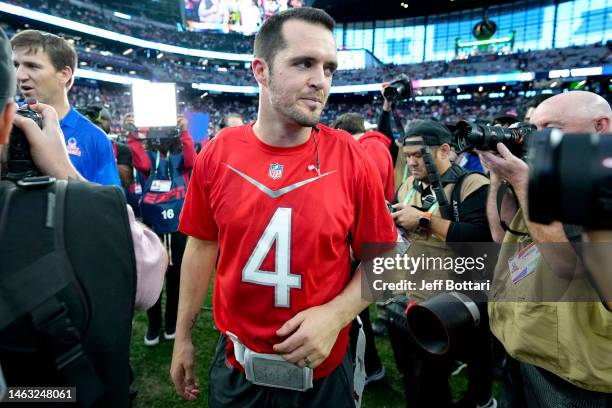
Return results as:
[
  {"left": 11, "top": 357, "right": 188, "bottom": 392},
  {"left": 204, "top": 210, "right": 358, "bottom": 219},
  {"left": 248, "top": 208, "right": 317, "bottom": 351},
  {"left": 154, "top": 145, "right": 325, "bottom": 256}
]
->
[
  {"left": 0, "top": 27, "right": 15, "bottom": 102},
  {"left": 403, "top": 120, "right": 453, "bottom": 146}
]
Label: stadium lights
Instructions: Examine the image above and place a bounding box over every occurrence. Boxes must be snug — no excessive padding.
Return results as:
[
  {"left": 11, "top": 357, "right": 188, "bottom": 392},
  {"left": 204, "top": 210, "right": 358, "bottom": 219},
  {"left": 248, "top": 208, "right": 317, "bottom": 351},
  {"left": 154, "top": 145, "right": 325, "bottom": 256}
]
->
[
  {"left": 123, "top": 48, "right": 134, "bottom": 56},
  {"left": 549, "top": 66, "right": 603, "bottom": 79},
  {"left": 457, "top": 36, "right": 513, "bottom": 48},
  {"left": 0, "top": 1, "right": 253, "bottom": 62},
  {"left": 75, "top": 68, "right": 149, "bottom": 85},
  {"left": 113, "top": 11, "right": 132, "bottom": 20}
]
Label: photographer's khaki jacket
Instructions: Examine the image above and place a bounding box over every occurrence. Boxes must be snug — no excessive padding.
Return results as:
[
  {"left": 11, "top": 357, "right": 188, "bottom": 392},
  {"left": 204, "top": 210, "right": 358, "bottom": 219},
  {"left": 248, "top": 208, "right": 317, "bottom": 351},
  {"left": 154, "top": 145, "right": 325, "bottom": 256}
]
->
[
  {"left": 488, "top": 208, "right": 612, "bottom": 393},
  {"left": 396, "top": 173, "right": 489, "bottom": 301}
]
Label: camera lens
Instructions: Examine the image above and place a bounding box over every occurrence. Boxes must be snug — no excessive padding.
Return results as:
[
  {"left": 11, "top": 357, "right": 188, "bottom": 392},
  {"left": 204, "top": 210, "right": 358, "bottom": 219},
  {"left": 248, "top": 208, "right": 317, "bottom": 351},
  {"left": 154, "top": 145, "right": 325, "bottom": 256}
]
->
[
  {"left": 529, "top": 131, "right": 612, "bottom": 228},
  {"left": 455, "top": 121, "right": 534, "bottom": 156},
  {"left": 383, "top": 85, "right": 401, "bottom": 102}
]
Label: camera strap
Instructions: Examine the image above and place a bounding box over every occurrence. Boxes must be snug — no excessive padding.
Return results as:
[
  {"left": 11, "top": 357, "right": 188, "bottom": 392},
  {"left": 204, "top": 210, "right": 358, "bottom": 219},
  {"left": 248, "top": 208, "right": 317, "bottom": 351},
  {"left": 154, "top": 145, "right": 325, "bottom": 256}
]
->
[{"left": 497, "top": 182, "right": 529, "bottom": 237}]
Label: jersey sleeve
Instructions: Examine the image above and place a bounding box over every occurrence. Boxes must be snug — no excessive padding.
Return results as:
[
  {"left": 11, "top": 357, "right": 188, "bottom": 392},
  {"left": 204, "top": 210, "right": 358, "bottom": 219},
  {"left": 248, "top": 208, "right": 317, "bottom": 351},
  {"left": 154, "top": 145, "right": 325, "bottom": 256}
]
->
[
  {"left": 178, "top": 149, "right": 218, "bottom": 241},
  {"left": 350, "top": 151, "right": 397, "bottom": 261}
]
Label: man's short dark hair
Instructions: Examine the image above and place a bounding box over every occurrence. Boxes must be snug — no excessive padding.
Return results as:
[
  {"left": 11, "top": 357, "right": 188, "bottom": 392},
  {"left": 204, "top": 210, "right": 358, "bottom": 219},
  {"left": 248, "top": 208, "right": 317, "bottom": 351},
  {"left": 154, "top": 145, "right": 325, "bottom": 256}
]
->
[
  {"left": 253, "top": 7, "right": 335, "bottom": 68},
  {"left": 11, "top": 30, "right": 77, "bottom": 88},
  {"left": 333, "top": 113, "right": 365, "bottom": 135},
  {"left": 220, "top": 112, "right": 243, "bottom": 129}
]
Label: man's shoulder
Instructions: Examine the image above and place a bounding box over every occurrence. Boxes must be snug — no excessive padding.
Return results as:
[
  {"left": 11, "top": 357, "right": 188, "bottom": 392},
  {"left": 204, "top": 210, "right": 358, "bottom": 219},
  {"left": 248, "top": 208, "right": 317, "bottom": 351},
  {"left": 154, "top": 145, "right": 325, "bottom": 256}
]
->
[
  {"left": 318, "top": 124, "right": 371, "bottom": 159},
  {"left": 458, "top": 171, "right": 489, "bottom": 201}
]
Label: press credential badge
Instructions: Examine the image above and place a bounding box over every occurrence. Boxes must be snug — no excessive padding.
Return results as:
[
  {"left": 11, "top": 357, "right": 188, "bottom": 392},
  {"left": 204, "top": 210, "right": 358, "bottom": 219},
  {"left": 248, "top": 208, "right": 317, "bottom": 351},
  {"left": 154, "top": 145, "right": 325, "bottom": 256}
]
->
[{"left": 509, "top": 242, "right": 541, "bottom": 284}]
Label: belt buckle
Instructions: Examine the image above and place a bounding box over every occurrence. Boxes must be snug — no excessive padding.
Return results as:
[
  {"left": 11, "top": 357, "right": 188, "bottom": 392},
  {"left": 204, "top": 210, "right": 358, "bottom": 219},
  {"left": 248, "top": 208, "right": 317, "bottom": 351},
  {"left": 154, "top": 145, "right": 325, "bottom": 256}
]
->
[{"left": 243, "top": 349, "right": 313, "bottom": 392}]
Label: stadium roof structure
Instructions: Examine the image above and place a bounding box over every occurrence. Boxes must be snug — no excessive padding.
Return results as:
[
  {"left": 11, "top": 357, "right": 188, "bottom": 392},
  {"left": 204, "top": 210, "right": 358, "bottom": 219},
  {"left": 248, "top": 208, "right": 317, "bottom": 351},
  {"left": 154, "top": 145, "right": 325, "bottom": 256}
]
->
[
  {"left": 312, "top": 0, "right": 521, "bottom": 23},
  {"left": 82, "top": 0, "right": 528, "bottom": 26}
]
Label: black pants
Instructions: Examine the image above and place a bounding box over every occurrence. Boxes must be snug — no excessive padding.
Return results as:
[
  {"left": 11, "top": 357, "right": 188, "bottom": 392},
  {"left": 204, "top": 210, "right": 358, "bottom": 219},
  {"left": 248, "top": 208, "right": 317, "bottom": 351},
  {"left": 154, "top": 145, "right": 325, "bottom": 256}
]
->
[
  {"left": 146, "top": 231, "right": 187, "bottom": 334},
  {"left": 208, "top": 335, "right": 355, "bottom": 408},
  {"left": 388, "top": 309, "right": 493, "bottom": 408}
]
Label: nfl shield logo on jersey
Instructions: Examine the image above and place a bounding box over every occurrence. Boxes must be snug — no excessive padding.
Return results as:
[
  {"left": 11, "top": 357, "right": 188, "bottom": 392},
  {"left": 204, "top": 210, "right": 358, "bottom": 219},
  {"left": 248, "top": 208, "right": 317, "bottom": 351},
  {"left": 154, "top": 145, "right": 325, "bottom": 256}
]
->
[{"left": 268, "top": 163, "right": 284, "bottom": 180}]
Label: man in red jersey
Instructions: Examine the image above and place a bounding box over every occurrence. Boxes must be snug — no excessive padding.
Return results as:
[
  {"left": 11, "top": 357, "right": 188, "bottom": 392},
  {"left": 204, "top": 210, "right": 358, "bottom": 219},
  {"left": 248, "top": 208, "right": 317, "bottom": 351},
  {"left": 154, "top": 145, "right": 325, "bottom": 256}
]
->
[
  {"left": 170, "top": 7, "right": 397, "bottom": 407},
  {"left": 333, "top": 112, "right": 395, "bottom": 202}
]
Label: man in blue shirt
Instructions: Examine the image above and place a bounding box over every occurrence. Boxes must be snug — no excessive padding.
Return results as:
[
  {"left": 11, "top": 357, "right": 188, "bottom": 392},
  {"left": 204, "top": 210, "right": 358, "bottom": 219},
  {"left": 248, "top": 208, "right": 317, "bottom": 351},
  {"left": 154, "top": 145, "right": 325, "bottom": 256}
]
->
[{"left": 11, "top": 29, "right": 120, "bottom": 186}]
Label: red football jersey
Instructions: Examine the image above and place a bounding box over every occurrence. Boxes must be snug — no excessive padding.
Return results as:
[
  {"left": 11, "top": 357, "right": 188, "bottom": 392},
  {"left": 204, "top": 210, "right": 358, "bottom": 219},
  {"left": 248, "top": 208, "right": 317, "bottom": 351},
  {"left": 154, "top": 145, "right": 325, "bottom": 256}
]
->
[{"left": 179, "top": 123, "right": 397, "bottom": 379}]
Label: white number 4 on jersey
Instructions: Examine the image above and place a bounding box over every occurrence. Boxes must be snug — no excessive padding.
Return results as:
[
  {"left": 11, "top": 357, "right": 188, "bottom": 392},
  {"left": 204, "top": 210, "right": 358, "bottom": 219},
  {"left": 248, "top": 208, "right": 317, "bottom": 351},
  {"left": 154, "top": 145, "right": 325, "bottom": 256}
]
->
[{"left": 242, "top": 207, "right": 301, "bottom": 308}]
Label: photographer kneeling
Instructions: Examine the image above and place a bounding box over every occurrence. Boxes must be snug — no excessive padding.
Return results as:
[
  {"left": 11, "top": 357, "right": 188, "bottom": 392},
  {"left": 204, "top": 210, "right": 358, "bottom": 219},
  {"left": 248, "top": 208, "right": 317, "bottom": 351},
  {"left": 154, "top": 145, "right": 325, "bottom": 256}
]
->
[
  {"left": 478, "top": 90, "right": 612, "bottom": 406},
  {"left": 0, "top": 28, "right": 166, "bottom": 407},
  {"left": 389, "top": 120, "right": 495, "bottom": 408}
]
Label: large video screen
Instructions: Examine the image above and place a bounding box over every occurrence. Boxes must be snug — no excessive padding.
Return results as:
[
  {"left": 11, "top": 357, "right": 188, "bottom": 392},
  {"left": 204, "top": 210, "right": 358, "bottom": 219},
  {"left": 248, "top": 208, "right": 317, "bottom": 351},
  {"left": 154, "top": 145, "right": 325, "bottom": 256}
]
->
[{"left": 184, "top": 0, "right": 304, "bottom": 35}]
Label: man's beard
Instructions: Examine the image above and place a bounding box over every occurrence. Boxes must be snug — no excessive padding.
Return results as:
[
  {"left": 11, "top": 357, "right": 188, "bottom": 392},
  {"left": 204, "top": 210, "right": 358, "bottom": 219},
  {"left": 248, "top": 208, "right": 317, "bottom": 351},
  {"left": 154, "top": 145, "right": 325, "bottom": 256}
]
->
[{"left": 268, "top": 75, "right": 326, "bottom": 127}]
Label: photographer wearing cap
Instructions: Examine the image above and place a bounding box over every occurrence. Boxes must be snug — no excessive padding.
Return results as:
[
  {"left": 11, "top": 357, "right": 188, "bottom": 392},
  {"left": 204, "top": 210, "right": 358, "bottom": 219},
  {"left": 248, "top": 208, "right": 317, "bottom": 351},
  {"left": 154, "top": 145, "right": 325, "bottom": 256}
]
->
[
  {"left": 389, "top": 120, "right": 494, "bottom": 408},
  {"left": 478, "top": 91, "right": 612, "bottom": 406},
  {"left": 11, "top": 30, "right": 120, "bottom": 186},
  {"left": 0, "top": 27, "right": 166, "bottom": 406}
]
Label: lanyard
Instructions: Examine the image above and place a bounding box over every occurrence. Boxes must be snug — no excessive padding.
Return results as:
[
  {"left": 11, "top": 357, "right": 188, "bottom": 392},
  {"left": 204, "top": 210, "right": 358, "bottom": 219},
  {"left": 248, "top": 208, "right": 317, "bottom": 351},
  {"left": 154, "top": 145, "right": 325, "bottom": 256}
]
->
[
  {"left": 402, "top": 163, "right": 409, "bottom": 184},
  {"left": 403, "top": 187, "right": 439, "bottom": 214},
  {"left": 154, "top": 151, "right": 171, "bottom": 178}
]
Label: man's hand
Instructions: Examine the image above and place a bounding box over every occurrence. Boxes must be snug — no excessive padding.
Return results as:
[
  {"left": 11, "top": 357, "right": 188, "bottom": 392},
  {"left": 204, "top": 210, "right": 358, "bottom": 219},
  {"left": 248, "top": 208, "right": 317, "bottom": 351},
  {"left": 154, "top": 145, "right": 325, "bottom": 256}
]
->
[
  {"left": 381, "top": 82, "right": 393, "bottom": 112},
  {"left": 178, "top": 114, "right": 188, "bottom": 132},
  {"left": 123, "top": 112, "right": 144, "bottom": 138},
  {"left": 391, "top": 203, "right": 424, "bottom": 231},
  {"left": 476, "top": 143, "right": 528, "bottom": 193},
  {"left": 170, "top": 339, "right": 200, "bottom": 401},
  {"left": 12, "top": 101, "right": 83, "bottom": 181},
  {"left": 272, "top": 304, "right": 345, "bottom": 369}
]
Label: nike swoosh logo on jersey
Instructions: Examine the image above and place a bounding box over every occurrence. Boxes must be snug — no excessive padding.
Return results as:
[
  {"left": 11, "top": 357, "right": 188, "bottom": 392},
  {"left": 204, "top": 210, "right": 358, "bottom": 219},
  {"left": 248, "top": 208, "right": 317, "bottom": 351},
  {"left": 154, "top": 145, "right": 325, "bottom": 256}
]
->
[{"left": 223, "top": 163, "right": 335, "bottom": 199}]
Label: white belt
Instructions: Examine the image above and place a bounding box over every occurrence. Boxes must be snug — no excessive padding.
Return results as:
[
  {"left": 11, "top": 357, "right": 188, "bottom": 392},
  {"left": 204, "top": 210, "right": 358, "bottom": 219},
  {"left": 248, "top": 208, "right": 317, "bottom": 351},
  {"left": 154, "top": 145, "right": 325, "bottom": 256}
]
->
[{"left": 226, "top": 331, "right": 313, "bottom": 392}]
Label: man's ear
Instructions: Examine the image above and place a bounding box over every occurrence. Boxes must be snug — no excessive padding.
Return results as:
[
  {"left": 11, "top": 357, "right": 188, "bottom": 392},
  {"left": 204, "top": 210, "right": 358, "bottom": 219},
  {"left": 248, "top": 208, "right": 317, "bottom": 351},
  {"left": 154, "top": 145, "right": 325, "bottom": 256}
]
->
[
  {"left": 252, "top": 57, "right": 269, "bottom": 87},
  {"left": 58, "top": 66, "right": 73, "bottom": 90},
  {"left": 438, "top": 143, "right": 451, "bottom": 160},
  {"left": 0, "top": 102, "right": 17, "bottom": 145},
  {"left": 594, "top": 116, "right": 611, "bottom": 134}
]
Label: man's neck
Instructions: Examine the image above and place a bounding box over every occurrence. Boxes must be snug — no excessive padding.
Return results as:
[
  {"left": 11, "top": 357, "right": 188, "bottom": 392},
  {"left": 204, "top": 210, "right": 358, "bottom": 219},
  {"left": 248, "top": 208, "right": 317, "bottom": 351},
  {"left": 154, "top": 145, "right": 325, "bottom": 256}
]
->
[
  {"left": 352, "top": 132, "right": 364, "bottom": 141},
  {"left": 253, "top": 112, "right": 313, "bottom": 147},
  {"left": 47, "top": 94, "right": 71, "bottom": 121},
  {"left": 418, "top": 161, "right": 452, "bottom": 189}
]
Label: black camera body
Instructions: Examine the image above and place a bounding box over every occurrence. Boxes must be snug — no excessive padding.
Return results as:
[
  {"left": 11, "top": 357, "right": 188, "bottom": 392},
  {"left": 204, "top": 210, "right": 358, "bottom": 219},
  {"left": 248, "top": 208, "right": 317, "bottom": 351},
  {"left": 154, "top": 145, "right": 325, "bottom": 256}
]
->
[
  {"left": 528, "top": 130, "right": 612, "bottom": 229},
  {"left": 383, "top": 74, "right": 413, "bottom": 102},
  {"left": 5, "top": 105, "right": 42, "bottom": 181},
  {"left": 455, "top": 120, "right": 536, "bottom": 158}
]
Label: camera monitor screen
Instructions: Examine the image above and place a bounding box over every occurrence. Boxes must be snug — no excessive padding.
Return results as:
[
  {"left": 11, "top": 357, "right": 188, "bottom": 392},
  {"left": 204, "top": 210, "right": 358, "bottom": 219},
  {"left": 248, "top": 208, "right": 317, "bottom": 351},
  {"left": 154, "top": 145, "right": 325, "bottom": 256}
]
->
[{"left": 132, "top": 82, "right": 177, "bottom": 128}]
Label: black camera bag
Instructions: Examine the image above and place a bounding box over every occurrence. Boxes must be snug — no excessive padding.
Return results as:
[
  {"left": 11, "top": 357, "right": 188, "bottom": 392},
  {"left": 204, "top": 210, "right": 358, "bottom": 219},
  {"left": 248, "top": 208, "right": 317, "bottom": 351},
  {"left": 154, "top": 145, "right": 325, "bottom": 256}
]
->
[{"left": 0, "top": 178, "right": 136, "bottom": 407}]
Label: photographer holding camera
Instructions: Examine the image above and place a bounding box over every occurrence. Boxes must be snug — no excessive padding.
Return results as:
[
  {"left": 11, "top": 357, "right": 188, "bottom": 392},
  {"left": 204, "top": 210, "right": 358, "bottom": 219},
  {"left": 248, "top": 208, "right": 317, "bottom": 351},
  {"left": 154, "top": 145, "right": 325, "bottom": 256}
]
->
[
  {"left": 389, "top": 120, "right": 494, "bottom": 408},
  {"left": 126, "top": 113, "right": 197, "bottom": 346},
  {"left": 478, "top": 91, "right": 612, "bottom": 406},
  {"left": 0, "top": 27, "right": 167, "bottom": 406}
]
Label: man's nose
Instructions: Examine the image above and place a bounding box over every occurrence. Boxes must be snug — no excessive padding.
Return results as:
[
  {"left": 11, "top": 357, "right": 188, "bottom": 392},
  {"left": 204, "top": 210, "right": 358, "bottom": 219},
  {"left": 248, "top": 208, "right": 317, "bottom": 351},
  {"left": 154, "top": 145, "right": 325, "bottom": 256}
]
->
[
  {"left": 308, "top": 66, "right": 326, "bottom": 90},
  {"left": 15, "top": 65, "right": 28, "bottom": 82}
]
